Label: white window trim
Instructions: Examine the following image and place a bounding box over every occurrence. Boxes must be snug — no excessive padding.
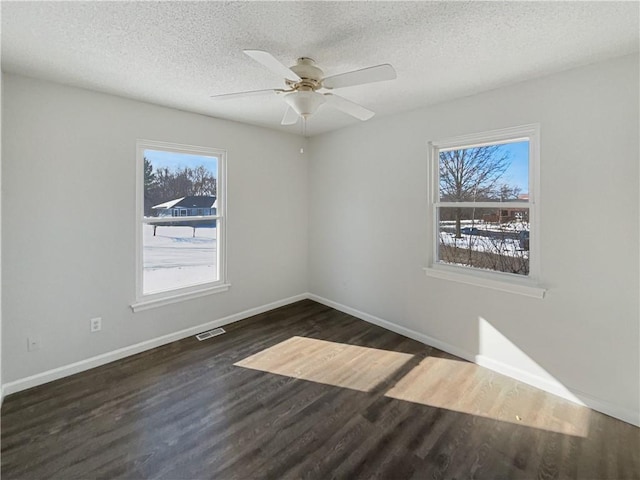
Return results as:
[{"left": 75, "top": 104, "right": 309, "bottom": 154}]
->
[
  {"left": 131, "top": 139, "right": 229, "bottom": 312},
  {"left": 425, "top": 124, "right": 545, "bottom": 298}
]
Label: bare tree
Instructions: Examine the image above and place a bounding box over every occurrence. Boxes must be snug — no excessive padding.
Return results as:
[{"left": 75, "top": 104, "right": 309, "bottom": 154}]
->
[
  {"left": 144, "top": 164, "right": 217, "bottom": 215},
  {"left": 498, "top": 183, "right": 522, "bottom": 201},
  {"left": 190, "top": 165, "right": 217, "bottom": 196},
  {"left": 438, "top": 227, "right": 529, "bottom": 275},
  {"left": 483, "top": 228, "right": 529, "bottom": 275},
  {"left": 439, "top": 146, "right": 510, "bottom": 237}
]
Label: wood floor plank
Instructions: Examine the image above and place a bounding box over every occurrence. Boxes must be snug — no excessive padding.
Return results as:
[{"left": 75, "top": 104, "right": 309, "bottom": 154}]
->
[{"left": 2, "top": 299, "right": 638, "bottom": 479}]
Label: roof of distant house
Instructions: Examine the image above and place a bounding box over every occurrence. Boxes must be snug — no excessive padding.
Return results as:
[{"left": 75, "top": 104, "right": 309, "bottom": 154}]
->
[{"left": 152, "top": 195, "right": 217, "bottom": 209}]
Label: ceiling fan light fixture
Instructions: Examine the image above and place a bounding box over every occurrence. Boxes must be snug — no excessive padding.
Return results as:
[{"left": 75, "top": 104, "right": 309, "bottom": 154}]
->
[{"left": 284, "top": 91, "right": 326, "bottom": 118}]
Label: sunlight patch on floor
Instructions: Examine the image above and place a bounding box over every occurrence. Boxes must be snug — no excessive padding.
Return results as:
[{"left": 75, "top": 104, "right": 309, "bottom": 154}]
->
[
  {"left": 385, "top": 356, "right": 590, "bottom": 437},
  {"left": 234, "top": 336, "right": 414, "bottom": 392}
]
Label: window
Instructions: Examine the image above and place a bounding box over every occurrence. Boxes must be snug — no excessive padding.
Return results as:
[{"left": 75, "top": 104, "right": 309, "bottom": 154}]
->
[
  {"left": 426, "top": 125, "right": 544, "bottom": 297},
  {"left": 132, "top": 140, "right": 228, "bottom": 312}
]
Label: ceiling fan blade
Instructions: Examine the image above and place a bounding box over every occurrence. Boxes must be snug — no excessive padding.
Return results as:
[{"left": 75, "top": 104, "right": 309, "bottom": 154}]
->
[
  {"left": 322, "top": 64, "right": 396, "bottom": 90},
  {"left": 210, "top": 88, "right": 284, "bottom": 100},
  {"left": 243, "top": 50, "right": 301, "bottom": 81},
  {"left": 281, "top": 106, "right": 299, "bottom": 125},
  {"left": 324, "top": 93, "right": 375, "bottom": 121}
]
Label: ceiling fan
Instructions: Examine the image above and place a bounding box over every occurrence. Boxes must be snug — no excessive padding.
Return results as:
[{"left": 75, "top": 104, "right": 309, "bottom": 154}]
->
[{"left": 211, "top": 50, "right": 396, "bottom": 126}]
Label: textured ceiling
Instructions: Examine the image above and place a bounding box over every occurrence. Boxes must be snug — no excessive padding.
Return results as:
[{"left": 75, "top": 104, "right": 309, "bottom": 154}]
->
[{"left": 2, "top": 1, "right": 639, "bottom": 137}]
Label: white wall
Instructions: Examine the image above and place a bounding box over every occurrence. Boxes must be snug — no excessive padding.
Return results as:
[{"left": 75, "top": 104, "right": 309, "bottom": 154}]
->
[
  {"left": 2, "top": 74, "right": 308, "bottom": 383},
  {"left": 308, "top": 54, "right": 640, "bottom": 424},
  {"left": 0, "top": 60, "right": 3, "bottom": 402}
]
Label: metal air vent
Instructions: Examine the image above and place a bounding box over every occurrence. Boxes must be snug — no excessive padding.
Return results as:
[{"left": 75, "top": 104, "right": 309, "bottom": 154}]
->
[{"left": 196, "top": 328, "right": 226, "bottom": 341}]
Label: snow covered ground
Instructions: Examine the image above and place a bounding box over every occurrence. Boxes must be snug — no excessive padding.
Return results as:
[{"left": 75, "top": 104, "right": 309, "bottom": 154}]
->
[
  {"left": 438, "top": 231, "right": 527, "bottom": 257},
  {"left": 438, "top": 220, "right": 529, "bottom": 258},
  {"left": 142, "top": 225, "right": 217, "bottom": 294},
  {"left": 439, "top": 219, "right": 529, "bottom": 234}
]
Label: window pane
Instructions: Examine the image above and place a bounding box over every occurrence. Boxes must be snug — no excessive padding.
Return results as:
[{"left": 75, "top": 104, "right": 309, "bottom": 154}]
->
[
  {"left": 142, "top": 149, "right": 219, "bottom": 294},
  {"left": 143, "top": 220, "right": 218, "bottom": 294},
  {"left": 439, "top": 141, "right": 529, "bottom": 202},
  {"left": 437, "top": 207, "right": 529, "bottom": 275},
  {"left": 143, "top": 149, "right": 218, "bottom": 218}
]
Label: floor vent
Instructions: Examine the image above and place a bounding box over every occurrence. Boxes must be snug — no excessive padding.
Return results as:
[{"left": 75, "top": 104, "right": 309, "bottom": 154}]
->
[{"left": 196, "top": 328, "right": 226, "bottom": 341}]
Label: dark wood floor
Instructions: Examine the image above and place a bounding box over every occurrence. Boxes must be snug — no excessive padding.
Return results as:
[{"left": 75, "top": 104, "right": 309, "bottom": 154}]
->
[{"left": 2, "top": 300, "right": 638, "bottom": 479}]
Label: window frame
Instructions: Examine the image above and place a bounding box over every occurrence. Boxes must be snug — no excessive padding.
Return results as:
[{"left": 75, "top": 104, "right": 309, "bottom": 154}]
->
[
  {"left": 131, "top": 139, "right": 229, "bottom": 312},
  {"left": 425, "top": 124, "right": 545, "bottom": 298}
]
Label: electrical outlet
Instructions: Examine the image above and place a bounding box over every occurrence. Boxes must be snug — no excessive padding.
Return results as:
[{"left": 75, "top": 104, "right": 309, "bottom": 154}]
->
[
  {"left": 90, "top": 317, "right": 102, "bottom": 332},
  {"left": 27, "top": 336, "right": 40, "bottom": 352}
]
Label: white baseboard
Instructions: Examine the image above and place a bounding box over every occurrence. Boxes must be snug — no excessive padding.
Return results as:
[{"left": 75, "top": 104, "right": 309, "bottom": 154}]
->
[
  {"left": 475, "top": 354, "right": 639, "bottom": 427},
  {"left": 307, "top": 293, "right": 474, "bottom": 362},
  {"left": 473, "top": 354, "right": 586, "bottom": 404},
  {"left": 308, "top": 293, "right": 640, "bottom": 427},
  {"left": 3, "top": 291, "right": 638, "bottom": 427},
  {"left": 2, "top": 293, "right": 307, "bottom": 397}
]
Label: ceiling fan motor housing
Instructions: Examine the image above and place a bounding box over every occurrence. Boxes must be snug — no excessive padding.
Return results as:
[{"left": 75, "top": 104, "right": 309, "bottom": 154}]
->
[{"left": 290, "top": 58, "right": 324, "bottom": 84}]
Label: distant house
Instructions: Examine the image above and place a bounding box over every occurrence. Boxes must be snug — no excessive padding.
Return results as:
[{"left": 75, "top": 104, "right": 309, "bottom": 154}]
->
[
  {"left": 152, "top": 196, "right": 217, "bottom": 217},
  {"left": 482, "top": 208, "right": 528, "bottom": 224},
  {"left": 150, "top": 196, "right": 217, "bottom": 235},
  {"left": 482, "top": 194, "right": 529, "bottom": 224}
]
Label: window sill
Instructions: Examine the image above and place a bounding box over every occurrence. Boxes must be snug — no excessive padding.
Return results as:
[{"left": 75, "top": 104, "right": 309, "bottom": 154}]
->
[
  {"left": 423, "top": 266, "right": 545, "bottom": 299},
  {"left": 131, "top": 283, "right": 231, "bottom": 312}
]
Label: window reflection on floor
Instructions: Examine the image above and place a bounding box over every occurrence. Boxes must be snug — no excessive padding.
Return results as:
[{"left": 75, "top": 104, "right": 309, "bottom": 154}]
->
[
  {"left": 385, "top": 356, "right": 589, "bottom": 437},
  {"left": 234, "top": 336, "right": 414, "bottom": 392},
  {"left": 236, "top": 336, "right": 590, "bottom": 437}
]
